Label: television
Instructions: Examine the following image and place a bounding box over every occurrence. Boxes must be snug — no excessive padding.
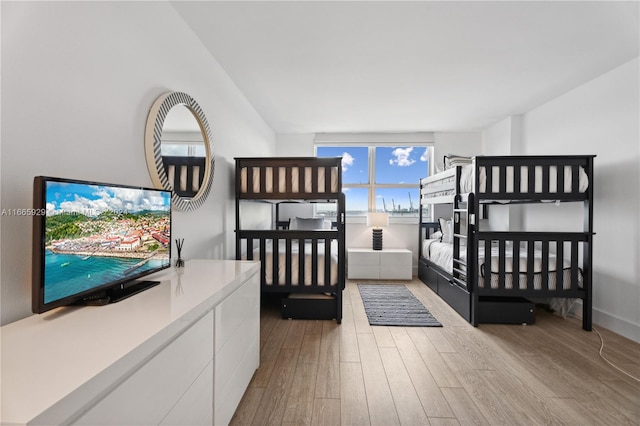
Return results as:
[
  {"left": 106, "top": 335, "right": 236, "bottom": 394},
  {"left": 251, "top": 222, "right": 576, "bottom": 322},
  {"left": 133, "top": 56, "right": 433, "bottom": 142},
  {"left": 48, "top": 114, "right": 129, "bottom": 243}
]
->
[{"left": 32, "top": 176, "right": 172, "bottom": 314}]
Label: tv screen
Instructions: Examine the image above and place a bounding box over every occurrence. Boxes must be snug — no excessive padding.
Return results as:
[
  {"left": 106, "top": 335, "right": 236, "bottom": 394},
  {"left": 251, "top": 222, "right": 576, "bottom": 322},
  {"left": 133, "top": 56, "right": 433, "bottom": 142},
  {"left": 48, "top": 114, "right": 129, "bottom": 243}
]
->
[{"left": 32, "top": 176, "right": 172, "bottom": 313}]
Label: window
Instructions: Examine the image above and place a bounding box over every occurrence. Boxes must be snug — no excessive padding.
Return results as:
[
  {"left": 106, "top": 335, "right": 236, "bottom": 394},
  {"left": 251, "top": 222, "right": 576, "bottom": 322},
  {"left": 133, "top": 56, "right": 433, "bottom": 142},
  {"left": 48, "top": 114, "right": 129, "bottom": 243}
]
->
[
  {"left": 316, "top": 145, "right": 432, "bottom": 219},
  {"left": 161, "top": 131, "right": 206, "bottom": 157}
]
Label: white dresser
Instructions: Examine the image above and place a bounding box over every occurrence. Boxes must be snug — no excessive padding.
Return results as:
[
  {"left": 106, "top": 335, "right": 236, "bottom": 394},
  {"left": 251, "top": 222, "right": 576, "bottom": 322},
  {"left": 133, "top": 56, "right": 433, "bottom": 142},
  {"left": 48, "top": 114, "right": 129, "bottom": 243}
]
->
[
  {"left": 1, "top": 259, "right": 260, "bottom": 426},
  {"left": 348, "top": 248, "right": 413, "bottom": 280}
]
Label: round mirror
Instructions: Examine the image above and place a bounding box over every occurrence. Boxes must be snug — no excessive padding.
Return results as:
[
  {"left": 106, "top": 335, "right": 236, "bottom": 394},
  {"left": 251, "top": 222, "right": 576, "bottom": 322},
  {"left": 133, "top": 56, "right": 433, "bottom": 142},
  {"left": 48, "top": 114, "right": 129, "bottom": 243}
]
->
[{"left": 145, "top": 92, "right": 214, "bottom": 211}]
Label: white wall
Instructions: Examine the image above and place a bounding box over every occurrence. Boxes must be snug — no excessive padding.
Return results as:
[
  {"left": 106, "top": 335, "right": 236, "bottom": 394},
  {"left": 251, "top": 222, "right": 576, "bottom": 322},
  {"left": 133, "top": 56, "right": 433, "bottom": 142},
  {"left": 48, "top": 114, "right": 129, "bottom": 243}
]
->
[
  {"left": 276, "top": 133, "right": 315, "bottom": 156},
  {"left": 520, "top": 59, "right": 639, "bottom": 341},
  {"left": 433, "top": 132, "right": 482, "bottom": 172},
  {"left": 0, "top": 2, "right": 275, "bottom": 325},
  {"left": 482, "top": 117, "right": 512, "bottom": 155},
  {"left": 481, "top": 116, "right": 523, "bottom": 231},
  {"left": 432, "top": 132, "right": 485, "bottom": 232}
]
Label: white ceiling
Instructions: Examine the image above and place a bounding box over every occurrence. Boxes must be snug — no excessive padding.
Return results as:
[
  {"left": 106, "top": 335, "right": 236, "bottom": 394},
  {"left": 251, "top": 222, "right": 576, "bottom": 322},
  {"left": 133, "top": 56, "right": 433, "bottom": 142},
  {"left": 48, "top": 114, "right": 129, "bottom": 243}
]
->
[{"left": 172, "top": 1, "right": 639, "bottom": 134}]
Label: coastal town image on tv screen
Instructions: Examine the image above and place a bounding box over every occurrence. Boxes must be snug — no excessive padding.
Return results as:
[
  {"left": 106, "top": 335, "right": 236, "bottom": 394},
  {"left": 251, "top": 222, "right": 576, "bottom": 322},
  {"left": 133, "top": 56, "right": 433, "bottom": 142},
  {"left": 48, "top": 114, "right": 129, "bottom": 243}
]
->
[{"left": 42, "top": 180, "right": 171, "bottom": 304}]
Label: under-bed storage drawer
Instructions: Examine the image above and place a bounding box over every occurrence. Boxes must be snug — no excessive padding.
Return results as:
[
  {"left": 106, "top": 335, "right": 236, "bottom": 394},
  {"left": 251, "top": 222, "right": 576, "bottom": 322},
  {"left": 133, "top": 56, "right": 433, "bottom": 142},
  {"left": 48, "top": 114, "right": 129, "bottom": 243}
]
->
[
  {"left": 420, "top": 260, "right": 471, "bottom": 322},
  {"left": 281, "top": 294, "right": 337, "bottom": 320},
  {"left": 419, "top": 259, "right": 438, "bottom": 293},
  {"left": 478, "top": 296, "right": 535, "bottom": 325},
  {"left": 438, "top": 276, "right": 471, "bottom": 322}
]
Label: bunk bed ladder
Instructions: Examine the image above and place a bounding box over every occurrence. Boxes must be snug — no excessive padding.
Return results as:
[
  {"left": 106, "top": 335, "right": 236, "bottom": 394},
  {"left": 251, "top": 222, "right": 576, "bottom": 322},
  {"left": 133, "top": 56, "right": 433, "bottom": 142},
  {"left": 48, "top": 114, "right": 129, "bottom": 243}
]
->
[
  {"left": 466, "top": 192, "right": 479, "bottom": 327},
  {"left": 452, "top": 194, "right": 469, "bottom": 290}
]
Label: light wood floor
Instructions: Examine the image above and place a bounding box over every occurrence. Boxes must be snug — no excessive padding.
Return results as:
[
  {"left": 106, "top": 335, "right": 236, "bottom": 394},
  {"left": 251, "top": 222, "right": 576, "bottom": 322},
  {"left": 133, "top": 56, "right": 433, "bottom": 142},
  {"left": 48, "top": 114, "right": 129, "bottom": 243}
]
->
[{"left": 230, "top": 279, "right": 640, "bottom": 425}]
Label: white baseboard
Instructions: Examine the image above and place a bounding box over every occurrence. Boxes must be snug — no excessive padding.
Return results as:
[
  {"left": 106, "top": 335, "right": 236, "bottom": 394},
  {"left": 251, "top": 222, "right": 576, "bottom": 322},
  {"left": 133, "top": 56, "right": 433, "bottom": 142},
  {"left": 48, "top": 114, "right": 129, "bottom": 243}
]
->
[{"left": 572, "top": 300, "right": 640, "bottom": 343}]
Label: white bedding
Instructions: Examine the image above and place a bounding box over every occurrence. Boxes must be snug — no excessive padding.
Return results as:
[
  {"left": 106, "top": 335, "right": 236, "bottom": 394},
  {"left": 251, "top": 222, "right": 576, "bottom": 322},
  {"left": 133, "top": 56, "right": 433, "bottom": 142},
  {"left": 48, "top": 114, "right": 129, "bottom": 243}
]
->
[
  {"left": 422, "top": 164, "right": 589, "bottom": 202},
  {"left": 422, "top": 239, "right": 582, "bottom": 291},
  {"left": 459, "top": 164, "right": 589, "bottom": 195},
  {"left": 249, "top": 239, "right": 339, "bottom": 286},
  {"left": 240, "top": 166, "right": 339, "bottom": 194},
  {"left": 423, "top": 239, "right": 455, "bottom": 273}
]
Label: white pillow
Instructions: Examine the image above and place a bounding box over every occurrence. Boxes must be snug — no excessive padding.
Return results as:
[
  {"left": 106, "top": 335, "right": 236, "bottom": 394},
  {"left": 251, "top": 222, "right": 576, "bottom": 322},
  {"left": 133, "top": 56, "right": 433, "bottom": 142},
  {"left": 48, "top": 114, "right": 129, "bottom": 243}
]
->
[
  {"left": 444, "top": 154, "right": 472, "bottom": 170},
  {"left": 291, "top": 217, "right": 325, "bottom": 230},
  {"left": 438, "top": 217, "right": 453, "bottom": 244}
]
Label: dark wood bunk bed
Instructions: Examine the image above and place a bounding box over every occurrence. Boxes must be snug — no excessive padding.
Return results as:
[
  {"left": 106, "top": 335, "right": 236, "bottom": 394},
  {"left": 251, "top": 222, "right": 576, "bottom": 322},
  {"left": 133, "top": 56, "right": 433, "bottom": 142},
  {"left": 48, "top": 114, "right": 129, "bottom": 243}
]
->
[
  {"left": 162, "top": 155, "right": 206, "bottom": 198},
  {"left": 418, "top": 155, "right": 594, "bottom": 330},
  {"left": 235, "top": 157, "right": 346, "bottom": 323}
]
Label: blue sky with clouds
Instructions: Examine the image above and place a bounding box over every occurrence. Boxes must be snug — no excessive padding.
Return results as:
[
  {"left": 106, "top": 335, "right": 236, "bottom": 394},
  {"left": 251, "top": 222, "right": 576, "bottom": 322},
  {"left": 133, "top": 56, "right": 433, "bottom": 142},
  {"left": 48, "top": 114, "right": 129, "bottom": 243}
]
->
[
  {"left": 46, "top": 181, "right": 171, "bottom": 216},
  {"left": 317, "top": 146, "right": 430, "bottom": 213}
]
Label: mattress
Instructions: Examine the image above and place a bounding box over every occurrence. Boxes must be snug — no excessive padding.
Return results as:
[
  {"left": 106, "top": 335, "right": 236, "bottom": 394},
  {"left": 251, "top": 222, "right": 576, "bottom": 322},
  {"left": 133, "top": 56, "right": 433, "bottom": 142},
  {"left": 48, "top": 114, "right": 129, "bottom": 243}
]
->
[
  {"left": 423, "top": 239, "right": 455, "bottom": 273},
  {"left": 422, "top": 239, "right": 582, "bottom": 291},
  {"left": 240, "top": 166, "right": 339, "bottom": 194},
  {"left": 422, "top": 164, "right": 589, "bottom": 201},
  {"left": 459, "top": 164, "right": 589, "bottom": 195},
  {"left": 252, "top": 239, "right": 339, "bottom": 286}
]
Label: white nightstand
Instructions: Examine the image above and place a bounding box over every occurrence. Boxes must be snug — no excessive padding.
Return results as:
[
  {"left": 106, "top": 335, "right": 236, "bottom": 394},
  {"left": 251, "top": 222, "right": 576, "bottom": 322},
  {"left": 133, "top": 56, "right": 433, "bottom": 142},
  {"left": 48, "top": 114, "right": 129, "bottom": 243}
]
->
[{"left": 348, "top": 248, "right": 412, "bottom": 280}]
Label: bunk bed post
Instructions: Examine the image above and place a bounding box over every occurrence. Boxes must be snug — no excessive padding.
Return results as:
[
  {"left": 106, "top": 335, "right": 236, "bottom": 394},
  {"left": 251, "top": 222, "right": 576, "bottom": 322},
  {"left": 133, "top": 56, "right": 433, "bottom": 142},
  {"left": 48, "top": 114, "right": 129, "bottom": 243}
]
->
[
  {"left": 235, "top": 159, "right": 242, "bottom": 260},
  {"left": 418, "top": 180, "right": 424, "bottom": 260},
  {"left": 336, "top": 191, "right": 346, "bottom": 324},
  {"left": 468, "top": 158, "right": 479, "bottom": 326},
  {"left": 582, "top": 155, "right": 595, "bottom": 331},
  {"left": 468, "top": 191, "right": 479, "bottom": 327}
]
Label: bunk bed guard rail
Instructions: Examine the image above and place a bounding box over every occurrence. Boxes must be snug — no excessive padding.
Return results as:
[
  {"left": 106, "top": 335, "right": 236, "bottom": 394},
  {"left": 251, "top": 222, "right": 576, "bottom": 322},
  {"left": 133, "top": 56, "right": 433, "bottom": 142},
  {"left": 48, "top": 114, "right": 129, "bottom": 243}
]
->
[
  {"left": 236, "top": 157, "right": 343, "bottom": 200},
  {"left": 471, "top": 155, "right": 594, "bottom": 201}
]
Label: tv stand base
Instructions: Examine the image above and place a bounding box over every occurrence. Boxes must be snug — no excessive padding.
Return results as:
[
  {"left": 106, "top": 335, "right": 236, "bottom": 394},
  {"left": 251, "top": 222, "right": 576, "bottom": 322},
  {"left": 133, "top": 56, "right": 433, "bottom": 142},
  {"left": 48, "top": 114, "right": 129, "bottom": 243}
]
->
[
  {"left": 108, "top": 280, "right": 160, "bottom": 303},
  {"left": 73, "top": 280, "right": 161, "bottom": 306}
]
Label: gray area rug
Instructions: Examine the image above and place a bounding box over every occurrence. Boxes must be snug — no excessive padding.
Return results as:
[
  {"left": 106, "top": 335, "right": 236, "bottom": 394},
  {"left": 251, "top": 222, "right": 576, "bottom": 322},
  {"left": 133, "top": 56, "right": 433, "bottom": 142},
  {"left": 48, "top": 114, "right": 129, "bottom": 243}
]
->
[{"left": 358, "top": 284, "right": 442, "bottom": 327}]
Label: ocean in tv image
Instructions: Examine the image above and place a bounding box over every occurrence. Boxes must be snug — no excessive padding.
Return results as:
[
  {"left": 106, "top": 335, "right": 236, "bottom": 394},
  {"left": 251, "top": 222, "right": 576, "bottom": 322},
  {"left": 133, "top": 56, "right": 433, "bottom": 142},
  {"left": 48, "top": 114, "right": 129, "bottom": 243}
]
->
[
  {"left": 44, "top": 252, "right": 169, "bottom": 303},
  {"left": 43, "top": 181, "right": 171, "bottom": 304}
]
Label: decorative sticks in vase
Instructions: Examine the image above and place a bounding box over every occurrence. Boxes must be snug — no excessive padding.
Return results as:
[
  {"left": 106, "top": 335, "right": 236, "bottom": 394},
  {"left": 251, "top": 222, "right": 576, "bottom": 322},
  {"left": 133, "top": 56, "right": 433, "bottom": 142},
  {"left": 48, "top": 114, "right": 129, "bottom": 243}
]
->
[{"left": 175, "top": 238, "right": 184, "bottom": 268}]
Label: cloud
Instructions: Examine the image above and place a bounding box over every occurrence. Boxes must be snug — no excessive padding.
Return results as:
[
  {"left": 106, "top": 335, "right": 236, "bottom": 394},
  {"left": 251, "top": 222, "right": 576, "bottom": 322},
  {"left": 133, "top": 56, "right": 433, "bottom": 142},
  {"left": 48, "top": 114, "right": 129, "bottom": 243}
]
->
[
  {"left": 341, "top": 152, "right": 354, "bottom": 172},
  {"left": 389, "top": 147, "right": 415, "bottom": 167},
  {"left": 49, "top": 184, "right": 169, "bottom": 216},
  {"left": 420, "top": 148, "right": 429, "bottom": 162}
]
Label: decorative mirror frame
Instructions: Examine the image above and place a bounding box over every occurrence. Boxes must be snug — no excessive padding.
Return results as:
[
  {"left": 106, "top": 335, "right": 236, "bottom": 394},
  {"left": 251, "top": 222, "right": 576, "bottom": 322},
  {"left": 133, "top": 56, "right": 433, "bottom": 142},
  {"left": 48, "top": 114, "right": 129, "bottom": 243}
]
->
[{"left": 144, "top": 92, "right": 215, "bottom": 211}]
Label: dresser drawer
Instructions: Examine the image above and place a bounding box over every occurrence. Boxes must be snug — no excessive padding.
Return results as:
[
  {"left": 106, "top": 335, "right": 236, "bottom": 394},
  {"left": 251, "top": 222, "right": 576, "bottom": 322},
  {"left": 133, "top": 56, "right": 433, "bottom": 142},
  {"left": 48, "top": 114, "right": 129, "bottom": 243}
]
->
[
  {"left": 75, "top": 311, "right": 214, "bottom": 425},
  {"left": 379, "top": 250, "right": 410, "bottom": 267},
  {"left": 348, "top": 264, "right": 380, "bottom": 279},
  {"left": 214, "top": 275, "right": 260, "bottom": 425},
  {"left": 348, "top": 248, "right": 412, "bottom": 280},
  {"left": 380, "top": 250, "right": 412, "bottom": 279},
  {"left": 160, "top": 360, "right": 214, "bottom": 425},
  {"left": 214, "top": 306, "right": 260, "bottom": 425},
  {"left": 215, "top": 273, "right": 260, "bottom": 353},
  {"left": 348, "top": 250, "right": 380, "bottom": 266}
]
